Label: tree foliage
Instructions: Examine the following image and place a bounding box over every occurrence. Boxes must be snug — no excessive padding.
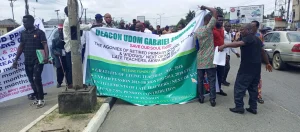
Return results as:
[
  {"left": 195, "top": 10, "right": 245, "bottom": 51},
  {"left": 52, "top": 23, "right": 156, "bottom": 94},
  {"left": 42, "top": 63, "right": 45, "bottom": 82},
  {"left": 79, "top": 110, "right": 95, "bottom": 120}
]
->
[{"left": 144, "top": 20, "right": 151, "bottom": 26}]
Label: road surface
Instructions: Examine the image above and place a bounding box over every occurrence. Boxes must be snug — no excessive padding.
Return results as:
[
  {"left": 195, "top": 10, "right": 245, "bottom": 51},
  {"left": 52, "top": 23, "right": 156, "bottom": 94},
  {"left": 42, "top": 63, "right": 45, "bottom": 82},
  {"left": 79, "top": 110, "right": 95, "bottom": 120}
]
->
[
  {"left": 0, "top": 73, "right": 62, "bottom": 132},
  {"left": 99, "top": 56, "right": 300, "bottom": 132}
]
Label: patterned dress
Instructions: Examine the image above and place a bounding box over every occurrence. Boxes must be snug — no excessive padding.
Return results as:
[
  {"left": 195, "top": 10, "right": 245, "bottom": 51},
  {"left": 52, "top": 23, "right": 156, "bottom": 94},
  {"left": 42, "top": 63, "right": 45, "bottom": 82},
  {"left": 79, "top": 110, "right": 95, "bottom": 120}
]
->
[{"left": 194, "top": 17, "right": 217, "bottom": 69}]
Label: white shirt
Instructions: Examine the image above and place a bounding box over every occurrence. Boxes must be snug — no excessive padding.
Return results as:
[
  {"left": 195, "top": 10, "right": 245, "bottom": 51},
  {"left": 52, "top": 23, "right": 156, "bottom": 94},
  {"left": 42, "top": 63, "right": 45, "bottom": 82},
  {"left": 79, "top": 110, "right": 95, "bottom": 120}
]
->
[
  {"left": 144, "top": 28, "right": 152, "bottom": 34},
  {"left": 224, "top": 31, "right": 238, "bottom": 55},
  {"left": 63, "top": 17, "right": 92, "bottom": 53}
]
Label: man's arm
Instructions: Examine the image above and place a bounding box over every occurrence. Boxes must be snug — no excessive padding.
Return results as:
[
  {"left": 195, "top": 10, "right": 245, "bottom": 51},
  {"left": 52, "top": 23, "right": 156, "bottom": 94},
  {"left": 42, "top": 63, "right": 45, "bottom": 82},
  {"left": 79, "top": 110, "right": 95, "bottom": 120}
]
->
[
  {"left": 261, "top": 48, "right": 270, "bottom": 64},
  {"left": 201, "top": 6, "right": 217, "bottom": 18},
  {"left": 80, "top": 24, "right": 92, "bottom": 31},
  {"left": 40, "top": 31, "right": 49, "bottom": 63},
  {"left": 15, "top": 43, "right": 24, "bottom": 61}
]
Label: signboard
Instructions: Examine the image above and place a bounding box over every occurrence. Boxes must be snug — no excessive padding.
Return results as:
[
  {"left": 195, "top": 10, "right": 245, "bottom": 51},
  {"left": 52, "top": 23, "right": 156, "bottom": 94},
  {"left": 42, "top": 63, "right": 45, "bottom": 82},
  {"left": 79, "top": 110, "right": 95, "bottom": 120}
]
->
[
  {"left": 83, "top": 12, "right": 209, "bottom": 106},
  {"left": 230, "top": 5, "right": 264, "bottom": 23},
  {"left": 137, "top": 16, "right": 145, "bottom": 23}
]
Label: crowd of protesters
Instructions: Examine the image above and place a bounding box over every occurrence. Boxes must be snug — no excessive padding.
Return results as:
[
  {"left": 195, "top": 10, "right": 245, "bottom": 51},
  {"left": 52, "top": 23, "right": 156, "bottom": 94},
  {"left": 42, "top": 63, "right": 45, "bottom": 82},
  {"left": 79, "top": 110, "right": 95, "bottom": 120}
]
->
[{"left": 13, "top": 5, "right": 273, "bottom": 112}]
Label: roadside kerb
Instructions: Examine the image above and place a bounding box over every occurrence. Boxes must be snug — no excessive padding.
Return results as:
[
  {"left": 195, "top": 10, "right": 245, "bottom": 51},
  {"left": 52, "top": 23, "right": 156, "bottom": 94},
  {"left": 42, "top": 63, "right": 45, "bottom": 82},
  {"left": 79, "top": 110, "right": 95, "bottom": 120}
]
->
[{"left": 19, "top": 97, "right": 117, "bottom": 132}]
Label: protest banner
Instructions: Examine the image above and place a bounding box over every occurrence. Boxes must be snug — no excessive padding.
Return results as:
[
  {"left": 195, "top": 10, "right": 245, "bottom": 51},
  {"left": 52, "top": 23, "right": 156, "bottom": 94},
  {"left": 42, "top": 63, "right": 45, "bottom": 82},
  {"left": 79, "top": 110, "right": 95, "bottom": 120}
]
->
[
  {"left": 83, "top": 11, "right": 212, "bottom": 106},
  {"left": 0, "top": 18, "right": 56, "bottom": 103}
]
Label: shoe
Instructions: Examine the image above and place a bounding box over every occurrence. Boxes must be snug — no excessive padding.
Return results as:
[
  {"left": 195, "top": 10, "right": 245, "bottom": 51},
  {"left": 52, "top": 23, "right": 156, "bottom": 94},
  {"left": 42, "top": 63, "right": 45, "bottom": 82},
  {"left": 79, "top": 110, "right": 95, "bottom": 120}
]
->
[
  {"left": 210, "top": 99, "right": 216, "bottom": 107},
  {"left": 27, "top": 93, "right": 36, "bottom": 100},
  {"left": 229, "top": 108, "right": 245, "bottom": 114},
  {"left": 198, "top": 96, "right": 205, "bottom": 104},
  {"left": 36, "top": 100, "right": 45, "bottom": 109},
  {"left": 57, "top": 84, "right": 62, "bottom": 88},
  {"left": 30, "top": 100, "right": 38, "bottom": 106},
  {"left": 217, "top": 90, "right": 228, "bottom": 96},
  {"left": 222, "top": 81, "right": 230, "bottom": 86},
  {"left": 68, "top": 84, "right": 73, "bottom": 89},
  {"left": 246, "top": 108, "right": 257, "bottom": 114},
  {"left": 258, "top": 98, "right": 264, "bottom": 104}
]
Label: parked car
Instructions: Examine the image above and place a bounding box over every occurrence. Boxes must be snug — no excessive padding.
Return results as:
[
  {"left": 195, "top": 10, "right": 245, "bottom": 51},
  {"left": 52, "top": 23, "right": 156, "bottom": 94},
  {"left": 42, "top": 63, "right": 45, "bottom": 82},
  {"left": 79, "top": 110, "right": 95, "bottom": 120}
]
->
[{"left": 263, "top": 31, "right": 300, "bottom": 70}]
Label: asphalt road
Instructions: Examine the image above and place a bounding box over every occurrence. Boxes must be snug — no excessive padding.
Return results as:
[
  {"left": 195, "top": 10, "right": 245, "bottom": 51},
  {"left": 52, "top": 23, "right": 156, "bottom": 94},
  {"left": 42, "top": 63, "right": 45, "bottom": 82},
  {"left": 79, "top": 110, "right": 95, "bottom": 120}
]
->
[
  {"left": 0, "top": 70, "right": 63, "bottom": 132},
  {"left": 99, "top": 56, "right": 300, "bottom": 132}
]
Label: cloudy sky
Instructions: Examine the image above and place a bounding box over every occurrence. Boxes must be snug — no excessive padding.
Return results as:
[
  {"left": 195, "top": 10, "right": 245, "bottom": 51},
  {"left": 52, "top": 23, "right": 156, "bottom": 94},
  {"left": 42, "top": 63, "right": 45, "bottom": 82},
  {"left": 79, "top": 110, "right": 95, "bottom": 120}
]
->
[{"left": 0, "top": 0, "right": 278, "bottom": 26}]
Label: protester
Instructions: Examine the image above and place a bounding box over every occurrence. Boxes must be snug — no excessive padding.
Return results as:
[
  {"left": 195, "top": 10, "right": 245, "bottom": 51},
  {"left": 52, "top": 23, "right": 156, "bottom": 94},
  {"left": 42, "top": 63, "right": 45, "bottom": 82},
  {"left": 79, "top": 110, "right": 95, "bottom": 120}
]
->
[
  {"left": 135, "top": 22, "right": 143, "bottom": 32},
  {"left": 234, "top": 29, "right": 241, "bottom": 41},
  {"left": 149, "top": 25, "right": 154, "bottom": 32},
  {"left": 153, "top": 25, "right": 162, "bottom": 35},
  {"left": 12, "top": 15, "right": 48, "bottom": 108},
  {"left": 223, "top": 22, "right": 240, "bottom": 86},
  {"left": 92, "top": 14, "right": 104, "bottom": 28},
  {"left": 126, "top": 24, "right": 130, "bottom": 30},
  {"left": 218, "top": 23, "right": 272, "bottom": 114},
  {"left": 51, "top": 25, "right": 67, "bottom": 88},
  {"left": 162, "top": 26, "right": 172, "bottom": 34},
  {"left": 104, "top": 13, "right": 115, "bottom": 28},
  {"left": 144, "top": 22, "right": 152, "bottom": 34},
  {"left": 177, "top": 23, "right": 185, "bottom": 31},
  {"left": 63, "top": 6, "right": 92, "bottom": 88},
  {"left": 119, "top": 20, "right": 126, "bottom": 30},
  {"left": 251, "top": 20, "right": 265, "bottom": 104},
  {"left": 213, "top": 14, "right": 227, "bottom": 96},
  {"left": 130, "top": 19, "right": 137, "bottom": 31},
  {"left": 194, "top": 5, "right": 218, "bottom": 107}
]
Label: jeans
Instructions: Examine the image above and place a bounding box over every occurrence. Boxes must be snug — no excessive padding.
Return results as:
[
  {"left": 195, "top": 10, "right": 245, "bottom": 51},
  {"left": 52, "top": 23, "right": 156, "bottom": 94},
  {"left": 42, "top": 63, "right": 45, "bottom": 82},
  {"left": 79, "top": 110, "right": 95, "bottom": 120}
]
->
[
  {"left": 217, "top": 65, "right": 225, "bottom": 90},
  {"left": 197, "top": 68, "right": 216, "bottom": 100},
  {"left": 25, "top": 63, "right": 44, "bottom": 100},
  {"left": 223, "top": 55, "right": 231, "bottom": 82},
  {"left": 66, "top": 52, "right": 72, "bottom": 85},
  {"left": 234, "top": 71, "right": 260, "bottom": 109}
]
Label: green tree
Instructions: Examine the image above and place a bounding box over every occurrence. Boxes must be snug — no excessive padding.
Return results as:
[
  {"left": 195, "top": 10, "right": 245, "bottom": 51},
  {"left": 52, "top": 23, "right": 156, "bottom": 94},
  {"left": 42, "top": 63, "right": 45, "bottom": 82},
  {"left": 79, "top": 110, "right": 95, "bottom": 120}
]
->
[
  {"left": 270, "top": 11, "right": 275, "bottom": 18},
  {"left": 279, "top": 6, "right": 286, "bottom": 18},
  {"left": 144, "top": 20, "right": 151, "bottom": 26},
  {"left": 177, "top": 18, "right": 186, "bottom": 26},
  {"left": 185, "top": 10, "right": 195, "bottom": 24}
]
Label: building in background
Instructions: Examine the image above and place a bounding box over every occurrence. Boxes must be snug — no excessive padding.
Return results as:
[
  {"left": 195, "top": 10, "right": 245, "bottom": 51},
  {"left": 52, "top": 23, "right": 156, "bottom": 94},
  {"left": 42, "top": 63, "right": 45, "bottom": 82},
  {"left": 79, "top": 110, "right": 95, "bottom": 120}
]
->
[{"left": 0, "top": 19, "right": 19, "bottom": 36}]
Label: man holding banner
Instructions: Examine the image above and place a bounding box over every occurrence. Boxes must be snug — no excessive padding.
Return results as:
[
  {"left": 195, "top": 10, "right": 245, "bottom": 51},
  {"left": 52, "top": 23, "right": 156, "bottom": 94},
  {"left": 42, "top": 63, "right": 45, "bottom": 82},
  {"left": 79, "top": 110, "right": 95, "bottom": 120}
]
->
[
  {"left": 12, "top": 15, "right": 49, "bottom": 108},
  {"left": 195, "top": 5, "right": 218, "bottom": 107}
]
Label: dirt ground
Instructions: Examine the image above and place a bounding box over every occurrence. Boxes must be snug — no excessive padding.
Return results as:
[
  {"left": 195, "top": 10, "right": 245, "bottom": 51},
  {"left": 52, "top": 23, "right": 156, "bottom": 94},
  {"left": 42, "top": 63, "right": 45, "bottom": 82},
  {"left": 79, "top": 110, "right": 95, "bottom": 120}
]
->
[{"left": 29, "top": 97, "right": 106, "bottom": 132}]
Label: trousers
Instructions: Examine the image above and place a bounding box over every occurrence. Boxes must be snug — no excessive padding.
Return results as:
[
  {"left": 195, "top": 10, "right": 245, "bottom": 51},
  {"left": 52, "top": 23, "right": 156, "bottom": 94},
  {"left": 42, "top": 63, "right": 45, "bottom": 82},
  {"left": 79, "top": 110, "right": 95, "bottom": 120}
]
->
[
  {"left": 197, "top": 68, "right": 216, "bottom": 100},
  {"left": 217, "top": 65, "right": 225, "bottom": 90},
  {"left": 234, "top": 71, "right": 260, "bottom": 109},
  {"left": 66, "top": 52, "right": 72, "bottom": 85},
  {"left": 223, "top": 55, "right": 230, "bottom": 82},
  {"left": 25, "top": 63, "right": 44, "bottom": 100}
]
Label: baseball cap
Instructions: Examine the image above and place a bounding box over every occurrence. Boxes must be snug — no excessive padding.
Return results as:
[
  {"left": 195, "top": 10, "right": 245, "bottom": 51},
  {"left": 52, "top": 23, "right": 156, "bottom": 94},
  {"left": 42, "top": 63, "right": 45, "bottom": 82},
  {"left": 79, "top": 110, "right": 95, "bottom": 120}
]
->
[{"left": 95, "top": 14, "right": 103, "bottom": 19}]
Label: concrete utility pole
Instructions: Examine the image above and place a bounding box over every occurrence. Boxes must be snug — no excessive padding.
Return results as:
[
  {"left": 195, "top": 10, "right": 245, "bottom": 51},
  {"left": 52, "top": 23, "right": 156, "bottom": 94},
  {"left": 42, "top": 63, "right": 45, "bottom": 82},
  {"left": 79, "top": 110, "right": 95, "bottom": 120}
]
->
[
  {"left": 68, "top": 0, "right": 83, "bottom": 90},
  {"left": 157, "top": 13, "right": 164, "bottom": 26},
  {"left": 25, "top": 0, "right": 29, "bottom": 15},
  {"left": 55, "top": 9, "right": 60, "bottom": 25},
  {"left": 58, "top": 0, "right": 96, "bottom": 114},
  {"left": 9, "top": 0, "right": 16, "bottom": 21},
  {"left": 84, "top": 8, "right": 87, "bottom": 24}
]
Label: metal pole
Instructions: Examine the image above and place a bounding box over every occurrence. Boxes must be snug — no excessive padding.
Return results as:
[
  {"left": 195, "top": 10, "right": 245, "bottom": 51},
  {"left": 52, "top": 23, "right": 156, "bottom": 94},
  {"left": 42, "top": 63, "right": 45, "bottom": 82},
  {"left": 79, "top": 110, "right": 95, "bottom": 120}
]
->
[
  {"left": 9, "top": 0, "right": 16, "bottom": 21},
  {"left": 68, "top": 0, "right": 83, "bottom": 90},
  {"left": 25, "top": 0, "right": 29, "bottom": 15},
  {"left": 84, "top": 8, "right": 87, "bottom": 24},
  {"left": 157, "top": 13, "right": 164, "bottom": 26},
  {"left": 32, "top": 7, "right": 35, "bottom": 17},
  {"left": 55, "top": 10, "right": 60, "bottom": 25},
  {"left": 287, "top": 0, "right": 291, "bottom": 21}
]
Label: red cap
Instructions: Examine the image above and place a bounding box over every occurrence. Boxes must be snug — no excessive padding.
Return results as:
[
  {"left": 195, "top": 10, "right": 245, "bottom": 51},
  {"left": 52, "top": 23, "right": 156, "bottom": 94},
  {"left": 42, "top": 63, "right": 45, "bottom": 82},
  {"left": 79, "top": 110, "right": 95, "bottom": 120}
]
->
[{"left": 58, "top": 24, "right": 63, "bottom": 29}]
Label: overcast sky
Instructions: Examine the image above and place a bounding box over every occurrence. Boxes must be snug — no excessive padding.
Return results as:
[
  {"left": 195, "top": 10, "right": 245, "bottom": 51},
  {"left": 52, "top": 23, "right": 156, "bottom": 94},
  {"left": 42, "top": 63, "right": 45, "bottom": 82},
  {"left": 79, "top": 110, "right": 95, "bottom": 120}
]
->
[{"left": 0, "top": 0, "right": 278, "bottom": 27}]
